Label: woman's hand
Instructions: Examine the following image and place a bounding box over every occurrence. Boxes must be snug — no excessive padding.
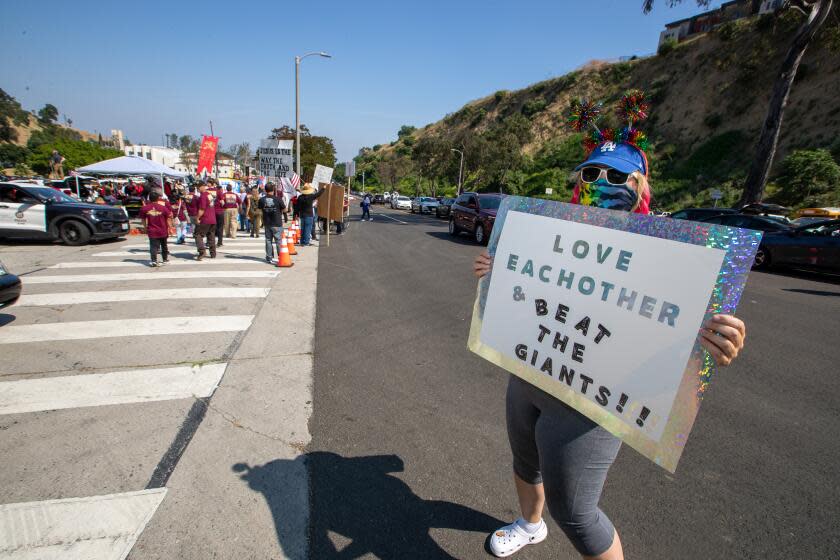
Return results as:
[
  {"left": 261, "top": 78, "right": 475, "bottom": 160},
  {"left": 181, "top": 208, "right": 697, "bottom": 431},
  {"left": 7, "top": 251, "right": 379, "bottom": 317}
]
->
[
  {"left": 474, "top": 250, "right": 493, "bottom": 279},
  {"left": 699, "top": 314, "right": 746, "bottom": 366}
]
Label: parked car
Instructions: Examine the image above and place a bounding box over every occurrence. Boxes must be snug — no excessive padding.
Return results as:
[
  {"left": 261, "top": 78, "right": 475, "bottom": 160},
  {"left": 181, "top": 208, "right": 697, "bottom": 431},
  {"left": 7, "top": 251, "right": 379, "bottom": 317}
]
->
[
  {"left": 698, "top": 213, "right": 793, "bottom": 234},
  {"left": 373, "top": 194, "right": 385, "bottom": 204},
  {"left": 410, "top": 196, "right": 434, "bottom": 213},
  {"left": 0, "top": 182, "right": 129, "bottom": 245},
  {"left": 751, "top": 219, "right": 840, "bottom": 272},
  {"left": 393, "top": 196, "right": 412, "bottom": 210},
  {"left": 436, "top": 197, "right": 456, "bottom": 218},
  {"left": 792, "top": 207, "right": 840, "bottom": 226},
  {"left": 670, "top": 207, "right": 737, "bottom": 221},
  {"left": 0, "top": 260, "right": 21, "bottom": 309},
  {"left": 449, "top": 192, "right": 505, "bottom": 245}
]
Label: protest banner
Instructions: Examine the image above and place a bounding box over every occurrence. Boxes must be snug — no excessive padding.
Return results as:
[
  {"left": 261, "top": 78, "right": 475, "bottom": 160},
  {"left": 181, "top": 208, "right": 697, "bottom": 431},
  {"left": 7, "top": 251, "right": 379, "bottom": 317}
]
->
[
  {"left": 258, "top": 139, "right": 294, "bottom": 180},
  {"left": 197, "top": 135, "right": 219, "bottom": 175},
  {"left": 317, "top": 183, "right": 345, "bottom": 222},
  {"left": 312, "top": 164, "right": 333, "bottom": 189},
  {"left": 468, "top": 197, "right": 761, "bottom": 472}
]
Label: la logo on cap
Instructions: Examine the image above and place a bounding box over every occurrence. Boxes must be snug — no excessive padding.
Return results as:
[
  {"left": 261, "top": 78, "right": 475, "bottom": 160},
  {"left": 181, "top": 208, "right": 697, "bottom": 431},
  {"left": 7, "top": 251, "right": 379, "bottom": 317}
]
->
[{"left": 600, "top": 142, "right": 617, "bottom": 152}]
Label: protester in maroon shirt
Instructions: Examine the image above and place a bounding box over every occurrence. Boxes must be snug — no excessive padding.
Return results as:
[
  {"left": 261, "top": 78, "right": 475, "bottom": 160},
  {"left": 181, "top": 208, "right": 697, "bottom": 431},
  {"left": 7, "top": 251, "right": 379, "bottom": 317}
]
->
[
  {"left": 210, "top": 180, "right": 226, "bottom": 247},
  {"left": 194, "top": 182, "right": 217, "bottom": 260},
  {"left": 172, "top": 195, "right": 188, "bottom": 244},
  {"left": 139, "top": 191, "right": 173, "bottom": 266},
  {"left": 222, "top": 185, "right": 241, "bottom": 239}
]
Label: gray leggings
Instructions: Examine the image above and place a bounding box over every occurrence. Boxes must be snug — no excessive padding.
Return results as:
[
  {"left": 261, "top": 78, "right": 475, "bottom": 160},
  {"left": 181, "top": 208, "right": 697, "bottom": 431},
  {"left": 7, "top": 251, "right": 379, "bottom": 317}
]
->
[{"left": 506, "top": 375, "right": 621, "bottom": 557}]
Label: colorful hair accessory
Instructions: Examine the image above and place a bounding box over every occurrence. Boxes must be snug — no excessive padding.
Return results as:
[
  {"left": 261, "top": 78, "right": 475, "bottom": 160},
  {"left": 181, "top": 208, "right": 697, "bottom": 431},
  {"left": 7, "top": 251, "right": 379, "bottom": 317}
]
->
[
  {"left": 567, "top": 99, "right": 603, "bottom": 132},
  {"left": 568, "top": 89, "right": 652, "bottom": 156},
  {"left": 617, "top": 89, "right": 650, "bottom": 128}
]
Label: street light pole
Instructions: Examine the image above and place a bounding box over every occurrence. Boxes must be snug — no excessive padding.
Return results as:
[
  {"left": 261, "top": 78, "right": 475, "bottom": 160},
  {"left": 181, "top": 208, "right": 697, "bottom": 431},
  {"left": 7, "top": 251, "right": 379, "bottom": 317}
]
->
[
  {"left": 295, "top": 51, "right": 331, "bottom": 181},
  {"left": 451, "top": 148, "right": 464, "bottom": 195}
]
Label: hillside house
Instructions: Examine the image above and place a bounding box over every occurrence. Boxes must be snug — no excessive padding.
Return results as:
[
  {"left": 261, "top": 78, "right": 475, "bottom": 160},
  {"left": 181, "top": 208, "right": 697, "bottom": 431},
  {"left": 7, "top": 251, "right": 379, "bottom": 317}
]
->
[{"left": 657, "top": 0, "right": 781, "bottom": 47}]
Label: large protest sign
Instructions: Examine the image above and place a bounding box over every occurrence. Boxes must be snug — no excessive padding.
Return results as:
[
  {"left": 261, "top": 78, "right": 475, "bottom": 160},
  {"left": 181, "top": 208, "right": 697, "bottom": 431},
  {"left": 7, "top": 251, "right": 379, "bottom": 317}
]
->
[
  {"left": 317, "top": 184, "right": 345, "bottom": 222},
  {"left": 258, "top": 139, "right": 294, "bottom": 180},
  {"left": 469, "top": 197, "right": 761, "bottom": 472},
  {"left": 312, "top": 164, "right": 333, "bottom": 189}
]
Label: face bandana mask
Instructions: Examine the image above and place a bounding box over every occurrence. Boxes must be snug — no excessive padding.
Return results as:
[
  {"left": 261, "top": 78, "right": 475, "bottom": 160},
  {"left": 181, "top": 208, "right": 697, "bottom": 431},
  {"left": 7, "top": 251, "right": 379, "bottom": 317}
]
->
[{"left": 579, "top": 179, "right": 639, "bottom": 212}]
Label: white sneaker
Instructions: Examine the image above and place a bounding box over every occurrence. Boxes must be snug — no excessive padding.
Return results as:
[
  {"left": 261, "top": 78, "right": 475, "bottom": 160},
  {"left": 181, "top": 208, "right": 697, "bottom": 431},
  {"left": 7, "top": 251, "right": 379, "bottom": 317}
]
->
[
  {"left": 489, "top": 519, "right": 547, "bottom": 558},
  {"left": 149, "top": 261, "right": 159, "bottom": 267}
]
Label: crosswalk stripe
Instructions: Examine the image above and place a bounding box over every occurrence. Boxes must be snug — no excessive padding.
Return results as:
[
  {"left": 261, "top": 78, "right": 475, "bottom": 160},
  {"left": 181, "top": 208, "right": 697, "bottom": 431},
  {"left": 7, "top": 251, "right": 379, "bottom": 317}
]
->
[
  {"left": 24, "top": 271, "right": 279, "bottom": 283},
  {"left": 0, "top": 488, "right": 166, "bottom": 558},
  {"left": 16, "top": 288, "right": 270, "bottom": 307},
  {"left": 119, "top": 242, "right": 267, "bottom": 249},
  {"left": 0, "top": 315, "right": 253, "bottom": 344},
  {"left": 50, "top": 260, "right": 257, "bottom": 268},
  {"left": 93, "top": 249, "right": 268, "bottom": 257},
  {"left": 0, "top": 363, "right": 227, "bottom": 414}
]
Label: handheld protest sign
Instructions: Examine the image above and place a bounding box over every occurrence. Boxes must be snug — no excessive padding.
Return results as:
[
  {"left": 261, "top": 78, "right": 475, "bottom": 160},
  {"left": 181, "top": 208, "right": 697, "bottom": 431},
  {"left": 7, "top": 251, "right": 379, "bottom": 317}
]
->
[{"left": 468, "top": 197, "right": 761, "bottom": 472}]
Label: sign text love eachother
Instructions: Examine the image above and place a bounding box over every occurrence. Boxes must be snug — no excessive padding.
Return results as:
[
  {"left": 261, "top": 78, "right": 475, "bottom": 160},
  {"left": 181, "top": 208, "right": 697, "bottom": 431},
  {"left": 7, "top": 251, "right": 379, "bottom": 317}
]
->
[{"left": 469, "top": 198, "right": 761, "bottom": 472}]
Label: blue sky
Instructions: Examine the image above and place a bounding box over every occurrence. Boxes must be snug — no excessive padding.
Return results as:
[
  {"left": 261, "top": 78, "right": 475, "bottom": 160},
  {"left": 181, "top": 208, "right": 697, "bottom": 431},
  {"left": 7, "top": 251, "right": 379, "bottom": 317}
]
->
[{"left": 1, "top": 0, "right": 721, "bottom": 162}]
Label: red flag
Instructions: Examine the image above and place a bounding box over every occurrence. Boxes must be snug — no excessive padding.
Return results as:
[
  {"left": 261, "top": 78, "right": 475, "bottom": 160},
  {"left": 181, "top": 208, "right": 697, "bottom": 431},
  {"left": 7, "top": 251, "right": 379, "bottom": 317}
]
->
[{"left": 197, "top": 135, "right": 219, "bottom": 175}]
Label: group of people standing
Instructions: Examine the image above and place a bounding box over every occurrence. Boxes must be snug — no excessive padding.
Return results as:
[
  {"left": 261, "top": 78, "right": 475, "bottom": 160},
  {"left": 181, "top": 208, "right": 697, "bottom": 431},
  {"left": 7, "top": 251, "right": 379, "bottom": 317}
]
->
[{"left": 137, "top": 177, "right": 329, "bottom": 264}]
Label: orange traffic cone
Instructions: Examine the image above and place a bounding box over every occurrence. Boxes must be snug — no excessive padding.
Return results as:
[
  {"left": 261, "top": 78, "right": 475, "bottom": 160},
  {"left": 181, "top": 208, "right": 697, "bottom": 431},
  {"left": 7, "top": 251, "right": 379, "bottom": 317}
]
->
[
  {"left": 286, "top": 228, "right": 298, "bottom": 255},
  {"left": 295, "top": 222, "right": 301, "bottom": 243},
  {"left": 277, "top": 236, "right": 294, "bottom": 267}
]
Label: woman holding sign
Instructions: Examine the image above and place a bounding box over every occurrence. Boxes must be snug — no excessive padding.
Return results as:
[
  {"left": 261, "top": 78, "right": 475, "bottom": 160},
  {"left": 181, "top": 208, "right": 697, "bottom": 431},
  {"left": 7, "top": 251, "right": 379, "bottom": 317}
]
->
[{"left": 474, "top": 94, "right": 747, "bottom": 560}]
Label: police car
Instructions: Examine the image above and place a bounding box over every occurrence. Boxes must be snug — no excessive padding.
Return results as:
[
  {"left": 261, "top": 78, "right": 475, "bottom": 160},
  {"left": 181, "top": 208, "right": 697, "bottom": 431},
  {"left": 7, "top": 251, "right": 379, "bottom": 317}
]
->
[{"left": 0, "top": 181, "right": 130, "bottom": 245}]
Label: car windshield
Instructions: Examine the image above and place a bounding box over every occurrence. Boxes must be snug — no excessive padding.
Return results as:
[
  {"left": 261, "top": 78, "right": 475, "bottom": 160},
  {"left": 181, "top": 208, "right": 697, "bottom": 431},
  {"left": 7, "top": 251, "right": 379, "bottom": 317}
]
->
[
  {"left": 25, "top": 187, "right": 77, "bottom": 204},
  {"left": 421, "top": 197, "right": 434, "bottom": 202},
  {"left": 479, "top": 197, "right": 502, "bottom": 210},
  {"left": 398, "top": 196, "right": 410, "bottom": 201}
]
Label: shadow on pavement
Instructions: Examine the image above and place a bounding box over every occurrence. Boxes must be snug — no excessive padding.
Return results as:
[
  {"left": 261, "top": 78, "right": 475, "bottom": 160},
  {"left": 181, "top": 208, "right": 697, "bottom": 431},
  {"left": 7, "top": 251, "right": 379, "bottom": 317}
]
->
[
  {"left": 0, "top": 313, "right": 16, "bottom": 327},
  {"left": 755, "top": 268, "right": 840, "bottom": 285},
  {"left": 782, "top": 288, "right": 840, "bottom": 297},
  {"left": 426, "top": 231, "right": 483, "bottom": 247},
  {"left": 234, "top": 452, "right": 503, "bottom": 559}
]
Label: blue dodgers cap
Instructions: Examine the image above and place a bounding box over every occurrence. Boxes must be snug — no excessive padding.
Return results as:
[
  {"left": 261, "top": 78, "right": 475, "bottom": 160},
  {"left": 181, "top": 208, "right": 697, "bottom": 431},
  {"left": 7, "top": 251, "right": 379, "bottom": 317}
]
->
[{"left": 574, "top": 141, "right": 647, "bottom": 175}]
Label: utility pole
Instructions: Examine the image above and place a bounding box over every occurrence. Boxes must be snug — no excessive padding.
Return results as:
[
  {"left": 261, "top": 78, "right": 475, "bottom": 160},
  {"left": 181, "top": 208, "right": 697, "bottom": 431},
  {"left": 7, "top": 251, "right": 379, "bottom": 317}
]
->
[{"left": 295, "top": 51, "right": 331, "bottom": 182}]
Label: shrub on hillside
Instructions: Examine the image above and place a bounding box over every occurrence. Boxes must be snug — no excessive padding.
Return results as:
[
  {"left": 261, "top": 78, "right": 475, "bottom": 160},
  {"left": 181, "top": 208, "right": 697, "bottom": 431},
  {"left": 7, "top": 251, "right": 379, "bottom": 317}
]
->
[
  {"left": 657, "top": 38, "right": 678, "bottom": 56},
  {"left": 27, "top": 140, "right": 123, "bottom": 176},
  {"left": 0, "top": 143, "right": 29, "bottom": 167},
  {"left": 522, "top": 98, "right": 547, "bottom": 118},
  {"left": 676, "top": 130, "right": 747, "bottom": 182},
  {"left": 774, "top": 149, "right": 840, "bottom": 208}
]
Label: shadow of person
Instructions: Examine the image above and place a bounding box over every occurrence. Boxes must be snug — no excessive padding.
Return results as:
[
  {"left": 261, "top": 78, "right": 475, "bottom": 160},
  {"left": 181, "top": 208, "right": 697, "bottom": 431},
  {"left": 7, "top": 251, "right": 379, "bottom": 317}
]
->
[{"left": 233, "top": 452, "right": 504, "bottom": 559}]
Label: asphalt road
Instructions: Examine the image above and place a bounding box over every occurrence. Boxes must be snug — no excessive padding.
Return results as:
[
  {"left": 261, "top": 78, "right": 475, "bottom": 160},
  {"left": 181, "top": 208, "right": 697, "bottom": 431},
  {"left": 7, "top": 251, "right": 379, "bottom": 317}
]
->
[{"left": 310, "top": 204, "right": 840, "bottom": 559}]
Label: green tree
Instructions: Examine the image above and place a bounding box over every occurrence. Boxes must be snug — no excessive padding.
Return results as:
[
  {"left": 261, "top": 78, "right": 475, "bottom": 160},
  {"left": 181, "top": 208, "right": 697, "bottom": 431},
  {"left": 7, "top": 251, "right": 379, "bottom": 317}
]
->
[
  {"left": 37, "top": 103, "right": 59, "bottom": 125},
  {"left": 397, "top": 125, "right": 417, "bottom": 139},
  {"left": 644, "top": 0, "right": 836, "bottom": 205},
  {"left": 774, "top": 149, "right": 840, "bottom": 207},
  {"left": 27, "top": 139, "right": 121, "bottom": 175}
]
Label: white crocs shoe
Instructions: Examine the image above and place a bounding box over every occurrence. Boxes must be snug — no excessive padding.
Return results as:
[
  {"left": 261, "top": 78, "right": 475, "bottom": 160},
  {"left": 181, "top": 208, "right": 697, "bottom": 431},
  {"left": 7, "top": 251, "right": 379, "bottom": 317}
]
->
[{"left": 489, "top": 518, "right": 548, "bottom": 557}]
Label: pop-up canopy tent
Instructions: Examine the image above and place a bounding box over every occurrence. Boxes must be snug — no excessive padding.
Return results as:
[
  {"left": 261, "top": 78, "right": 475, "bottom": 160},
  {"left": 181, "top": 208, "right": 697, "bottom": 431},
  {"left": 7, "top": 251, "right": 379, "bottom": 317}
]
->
[{"left": 76, "top": 155, "right": 187, "bottom": 199}]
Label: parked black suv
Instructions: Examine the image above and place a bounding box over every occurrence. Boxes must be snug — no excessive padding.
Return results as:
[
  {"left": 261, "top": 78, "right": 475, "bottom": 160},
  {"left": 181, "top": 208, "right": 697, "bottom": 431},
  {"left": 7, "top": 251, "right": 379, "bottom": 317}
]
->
[
  {"left": 435, "top": 197, "right": 456, "bottom": 218},
  {"left": 0, "top": 182, "right": 129, "bottom": 245},
  {"left": 449, "top": 192, "right": 505, "bottom": 245}
]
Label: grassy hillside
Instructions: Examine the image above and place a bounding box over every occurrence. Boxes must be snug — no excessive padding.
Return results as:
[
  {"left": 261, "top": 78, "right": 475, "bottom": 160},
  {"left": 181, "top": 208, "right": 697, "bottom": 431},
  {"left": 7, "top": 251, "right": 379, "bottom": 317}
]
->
[{"left": 355, "top": 10, "right": 840, "bottom": 211}]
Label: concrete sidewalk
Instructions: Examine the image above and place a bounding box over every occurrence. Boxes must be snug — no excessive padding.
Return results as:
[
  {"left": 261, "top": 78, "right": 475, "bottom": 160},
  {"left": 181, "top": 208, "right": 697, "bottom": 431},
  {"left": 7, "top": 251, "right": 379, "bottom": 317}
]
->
[{"left": 128, "top": 244, "right": 319, "bottom": 560}]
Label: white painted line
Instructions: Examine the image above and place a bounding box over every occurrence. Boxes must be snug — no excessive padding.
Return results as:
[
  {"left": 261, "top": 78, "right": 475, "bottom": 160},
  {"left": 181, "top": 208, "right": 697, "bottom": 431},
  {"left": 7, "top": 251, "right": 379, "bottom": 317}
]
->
[
  {"left": 0, "top": 315, "right": 253, "bottom": 344},
  {"left": 119, "top": 241, "right": 267, "bottom": 249},
  {"left": 373, "top": 213, "right": 407, "bottom": 224},
  {"left": 0, "top": 363, "right": 227, "bottom": 414},
  {"left": 16, "top": 288, "right": 270, "bottom": 307},
  {"left": 25, "top": 271, "right": 279, "bottom": 284},
  {"left": 50, "top": 260, "right": 258, "bottom": 268},
  {"left": 0, "top": 488, "right": 166, "bottom": 560},
  {"left": 93, "top": 249, "right": 266, "bottom": 257}
]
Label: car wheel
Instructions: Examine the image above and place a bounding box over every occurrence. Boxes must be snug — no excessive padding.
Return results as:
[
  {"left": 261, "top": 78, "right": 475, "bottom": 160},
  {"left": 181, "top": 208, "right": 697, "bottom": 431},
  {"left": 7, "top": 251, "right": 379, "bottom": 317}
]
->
[
  {"left": 474, "top": 223, "right": 486, "bottom": 245},
  {"left": 59, "top": 220, "right": 92, "bottom": 246},
  {"left": 448, "top": 218, "right": 460, "bottom": 236},
  {"left": 752, "top": 245, "right": 770, "bottom": 270}
]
